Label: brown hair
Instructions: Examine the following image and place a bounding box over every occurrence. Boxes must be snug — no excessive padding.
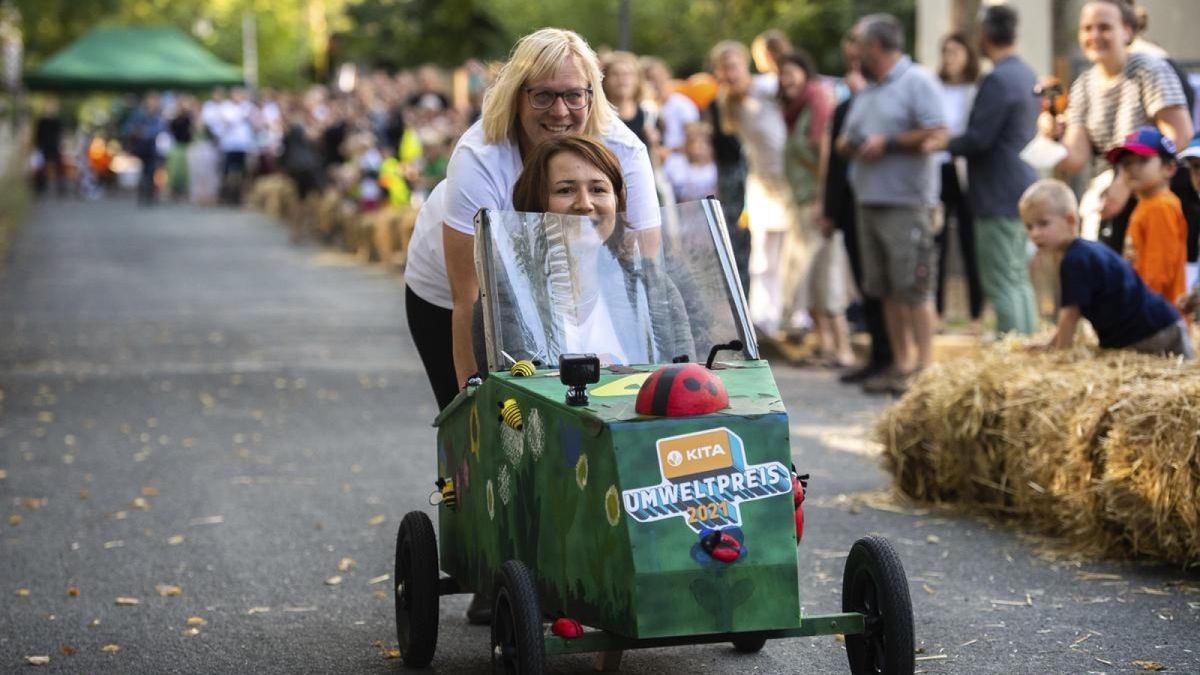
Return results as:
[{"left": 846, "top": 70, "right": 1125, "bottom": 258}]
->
[
  {"left": 511, "top": 135, "right": 627, "bottom": 214},
  {"left": 938, "top": 33, "right": 980, "bottom": 83},
  {"left": 1084, "top": 0, "right": 1139, "bottom": 30}
]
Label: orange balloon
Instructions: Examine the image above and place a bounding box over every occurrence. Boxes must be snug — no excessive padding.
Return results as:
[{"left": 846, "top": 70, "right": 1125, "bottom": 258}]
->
[{"left": 676, "top": 73, "right": 718, "bottom": 110}]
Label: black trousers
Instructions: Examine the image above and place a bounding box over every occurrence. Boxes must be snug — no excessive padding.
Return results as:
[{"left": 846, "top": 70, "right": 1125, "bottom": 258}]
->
[
  {"left": 405, "top": 285, "right": 458, "bottom": 412},
  {"left": 936, "top": 162, "right": 984, "bottom": 320}
]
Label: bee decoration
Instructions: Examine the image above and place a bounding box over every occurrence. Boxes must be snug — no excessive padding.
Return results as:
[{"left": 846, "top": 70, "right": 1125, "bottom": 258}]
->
[
  {"left": 498, "top": 398, "right": 523, "bottom": 431},
  {"left": 509, "top": 360, "right": 536, "bottom": 377},
  {"left": 429, "top": 477, "right": 457, "bottom": 509}
]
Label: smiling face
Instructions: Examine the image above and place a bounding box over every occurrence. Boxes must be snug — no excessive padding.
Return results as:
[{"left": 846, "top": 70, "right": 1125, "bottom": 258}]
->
[
  {"left": 778, "top": 61, "right": 808, "bottom": 100},
  {"left": 713, "top": 50, "right": 751, "bottom": 97},
  {"left": 546, "top": 150, "right": 618, "bottom": 239},
  {"left": 1079, "top": 1, "right": 1132, "bottom": 68},
  {"left": 516, "top": 58, "right": 592, "bottom": 157}
]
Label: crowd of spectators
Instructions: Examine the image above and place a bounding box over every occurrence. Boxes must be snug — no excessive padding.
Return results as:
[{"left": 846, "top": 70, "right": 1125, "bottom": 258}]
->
[{"left": 26, "top": 0, "right": 1200, "bottom": 393}]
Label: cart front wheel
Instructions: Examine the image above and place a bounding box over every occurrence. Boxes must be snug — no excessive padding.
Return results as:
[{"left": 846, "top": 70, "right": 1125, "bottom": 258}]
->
[
  {"left": 491, "top": 560, "right": 545, "bottom": 674},
  {"left": 395, "top": 511, "right": 439, "bottom": 668},
  {"left": 731, "top": 633, "right": 767, "bottom": 653},
  {"left": 841, "top": 535, "right": 914, "bottom": 675}
]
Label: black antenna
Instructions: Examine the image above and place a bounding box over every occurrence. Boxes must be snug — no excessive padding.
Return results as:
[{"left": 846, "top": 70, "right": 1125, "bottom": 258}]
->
[{"left": 706, "top": 340, "right": 744, "bottom": 369}]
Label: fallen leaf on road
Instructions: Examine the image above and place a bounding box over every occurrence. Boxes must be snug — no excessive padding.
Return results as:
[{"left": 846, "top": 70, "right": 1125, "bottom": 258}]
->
[
  {"left": 167, "top": 535, "right": 184, "bottom": 545},
  {"left": 64, "top": 434, "right": 76, "bottom": 446},
  {"left": 16, "top": 588, "right": 30, "bottom": 597},
  {"left": 60, "top": 645, "right": 76, "bottom": 656},
  {"left": 372, "top": 590, "right": 388, "bottom": 600},
  {"left": 130, "top": 498, "right": 151, "bottom": 511},
  {"left": 368, "top": 574, "right": 390, "bottom": 585},
  {"left": 186, "top": 617, "right": 206, "bottom": 626},
  {"left": 926, "top": 535, "right": 940, "bottom": 544},
  {"left": 100, "top": 644, "right": 120, "bottom": 653},
  {"left": 325, "top": 576, "right": 343, "bottom": 586},
  {"left": 247, "top": 606, "right": 270, "bottom": 614},
  {"left": 368, "top": 515, "right": 386, "bottom": 526},
  {"left": 1133, "top": 662, "right": 1166, "bottom": 671},
  {"left": 155, "top": 584, "right": 182, "bottom": 597},
  {"left": 181, "top": 627, "right": 201, "bottom": 637},
  {"left": 66, "top": 587, "right": 80, "bottom": 597},
  {"left": 9, "top": 514, "right": 22, "bottom": 526},
  {"left": 114, "top": 597, "right": 140, "bottom": 606},
  {"left": 89, "top": 619, "right": 100, "bottom": 627},
  {"left": 25, "top": 656, "right": 49, "bottom": 665},
  {"left": 383, "top": 649, "right": 401, "bottom": 659},
  {"left": 38, "top": 411, "right": 53, "bottom": 423},
  {"left": 111, "top": 511, "right": 128, "bottom": 520},
  {"left": 79, "top": 489, "right": 90, "bottom": 500},
  {"left": 338, "top": 557, "right": 356, "bottom": 572},
  {"left": 141, "top": 487, "right": 159, "bottom": 497},
  {"left": 189, "top": 515, "right": 224, "bottom": 526}
]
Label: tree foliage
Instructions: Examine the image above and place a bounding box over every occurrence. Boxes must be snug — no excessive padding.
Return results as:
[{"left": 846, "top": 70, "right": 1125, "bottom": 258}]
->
[{"left": 9, "top": 0, "right": 915, "bottom": 88}]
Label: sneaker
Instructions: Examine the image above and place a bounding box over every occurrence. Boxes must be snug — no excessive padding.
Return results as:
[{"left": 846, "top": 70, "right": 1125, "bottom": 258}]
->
[{"left": 465, "top": 592, "right": 492, "bottom": 625}]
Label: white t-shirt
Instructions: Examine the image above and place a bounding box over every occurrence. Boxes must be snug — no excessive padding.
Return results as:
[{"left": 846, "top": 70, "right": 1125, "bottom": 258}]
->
[
  {"left": 404, "top": 181, "right": 453, "bottom": 309},
  {"left": 406, "top": 119, "right": 661, "bottom": 307},
  {"left": 658, "top": 92, "right": 701, "bottom": 150},
  {"left": 661, "top": 153, "right": 717, "bottom": 203}
]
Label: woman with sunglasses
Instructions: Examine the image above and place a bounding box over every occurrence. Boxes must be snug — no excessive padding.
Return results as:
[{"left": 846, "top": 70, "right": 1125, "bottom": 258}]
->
[{"left": 403, "top": 28, "right": 660, "bottom": 417}]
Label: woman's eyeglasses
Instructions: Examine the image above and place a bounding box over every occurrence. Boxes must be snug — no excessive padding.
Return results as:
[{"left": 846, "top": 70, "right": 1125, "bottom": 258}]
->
[{"left": 524, "top": 87, "right": 593, "bottom": 110}]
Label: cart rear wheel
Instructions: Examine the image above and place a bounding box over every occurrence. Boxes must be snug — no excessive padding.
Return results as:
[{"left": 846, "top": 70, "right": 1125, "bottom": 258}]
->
[
  {"left": 841, "top": 535, "right": 914, "bottom": 675},
  {"left": 490, "top": 560, "right": 545, "bottom": 674},
  {"left": 395, "top": 511, "right": 439, "bottom": 668},
  {"left": 731, "top": 634, "right": 767, "bottom": 653}
]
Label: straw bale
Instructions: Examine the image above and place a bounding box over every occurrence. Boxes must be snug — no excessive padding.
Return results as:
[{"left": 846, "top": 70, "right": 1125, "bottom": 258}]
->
[{"left": 879, "top": 345, "right": 1200, "bottom": 567}]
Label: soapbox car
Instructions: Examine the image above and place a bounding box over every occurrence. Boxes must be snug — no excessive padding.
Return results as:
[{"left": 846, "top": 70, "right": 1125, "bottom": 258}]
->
[{"left": 394, "top": 200, "right": 914, "bottom": 673}]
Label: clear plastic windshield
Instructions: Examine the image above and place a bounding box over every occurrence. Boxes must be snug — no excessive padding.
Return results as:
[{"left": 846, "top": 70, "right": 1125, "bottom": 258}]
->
[{"left": 474, "top": 199, "right": 758, "bottom": 371}]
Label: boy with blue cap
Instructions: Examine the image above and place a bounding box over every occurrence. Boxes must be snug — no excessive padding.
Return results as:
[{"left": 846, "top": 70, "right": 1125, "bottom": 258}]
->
[{"left": 1105, "top": 126, "right": 1187, "bottom": 305}]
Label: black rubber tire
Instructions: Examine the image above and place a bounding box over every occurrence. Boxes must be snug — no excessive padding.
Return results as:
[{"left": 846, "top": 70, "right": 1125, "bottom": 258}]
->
[
  {"left": 490, "top": 560, "right": 546, "bottom": 674},
  {"left": 841, "top": 535, "right": 914, "bottom": 675},
  {"left": 395, "top": 511, "right": 440, "bottom": 668},
  {"left": 731, "top": 634, "right": 768, "bottom": 653}
]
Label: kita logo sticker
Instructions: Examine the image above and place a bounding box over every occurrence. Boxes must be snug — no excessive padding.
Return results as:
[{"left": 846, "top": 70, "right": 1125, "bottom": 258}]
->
[{"left": 622, "top": 427, "right": 790, "bottom": 533}]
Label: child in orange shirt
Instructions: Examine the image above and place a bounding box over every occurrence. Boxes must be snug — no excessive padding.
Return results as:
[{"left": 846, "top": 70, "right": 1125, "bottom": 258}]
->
[{"left": 1105, "top": 127, "right": 1187, "bottom": 304}]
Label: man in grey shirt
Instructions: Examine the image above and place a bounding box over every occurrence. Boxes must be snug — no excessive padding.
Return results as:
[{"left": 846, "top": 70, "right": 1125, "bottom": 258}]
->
[
  {"left": 837, "top": 13, "right": 946, "bottom": 394},
  {"left": 928, "top": 4, "right": 1039, "bottom": 335}
]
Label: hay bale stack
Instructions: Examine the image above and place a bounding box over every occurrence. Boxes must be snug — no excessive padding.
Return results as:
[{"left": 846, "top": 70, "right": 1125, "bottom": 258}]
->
[
  {"left": 245, "top": 175, "right": 300, "bottom": 223},
  {"left": 878, "top": 346, "right": 1200, "bottom": 567}
]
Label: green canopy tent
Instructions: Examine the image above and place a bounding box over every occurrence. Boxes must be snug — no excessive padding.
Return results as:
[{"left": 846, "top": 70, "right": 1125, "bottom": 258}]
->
[{"left": 25, "top": 26, "right": 243, "bottom": 91}]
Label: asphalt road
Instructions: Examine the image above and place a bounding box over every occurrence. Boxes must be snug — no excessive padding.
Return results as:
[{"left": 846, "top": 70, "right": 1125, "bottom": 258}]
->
[{"left": 1, "top": 197, "right": 1197, "bottom": 674}]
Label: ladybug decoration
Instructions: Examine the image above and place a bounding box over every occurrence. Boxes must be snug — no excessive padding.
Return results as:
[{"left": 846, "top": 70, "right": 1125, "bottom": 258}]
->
[
  {"left": 792, "top": 468, "right": 809, "bottom": 544},
  {"left": 550, "top": 616, "right": 584, "bottom": 639},
  {"left": 635, "top": 363, "right": 729, "bottom": 417},
  {"left": 699, "top": 528, "right": 743, "bottom": 563}
]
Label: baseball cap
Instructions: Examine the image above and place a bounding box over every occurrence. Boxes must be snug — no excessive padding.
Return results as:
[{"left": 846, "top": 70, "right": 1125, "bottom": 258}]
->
[
  {"left": 1178, "top": 135, "right": 1200, "bottom": 162},
  {"left": 1105, "top": 126, "right": 1178, "bottom": 164}
]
